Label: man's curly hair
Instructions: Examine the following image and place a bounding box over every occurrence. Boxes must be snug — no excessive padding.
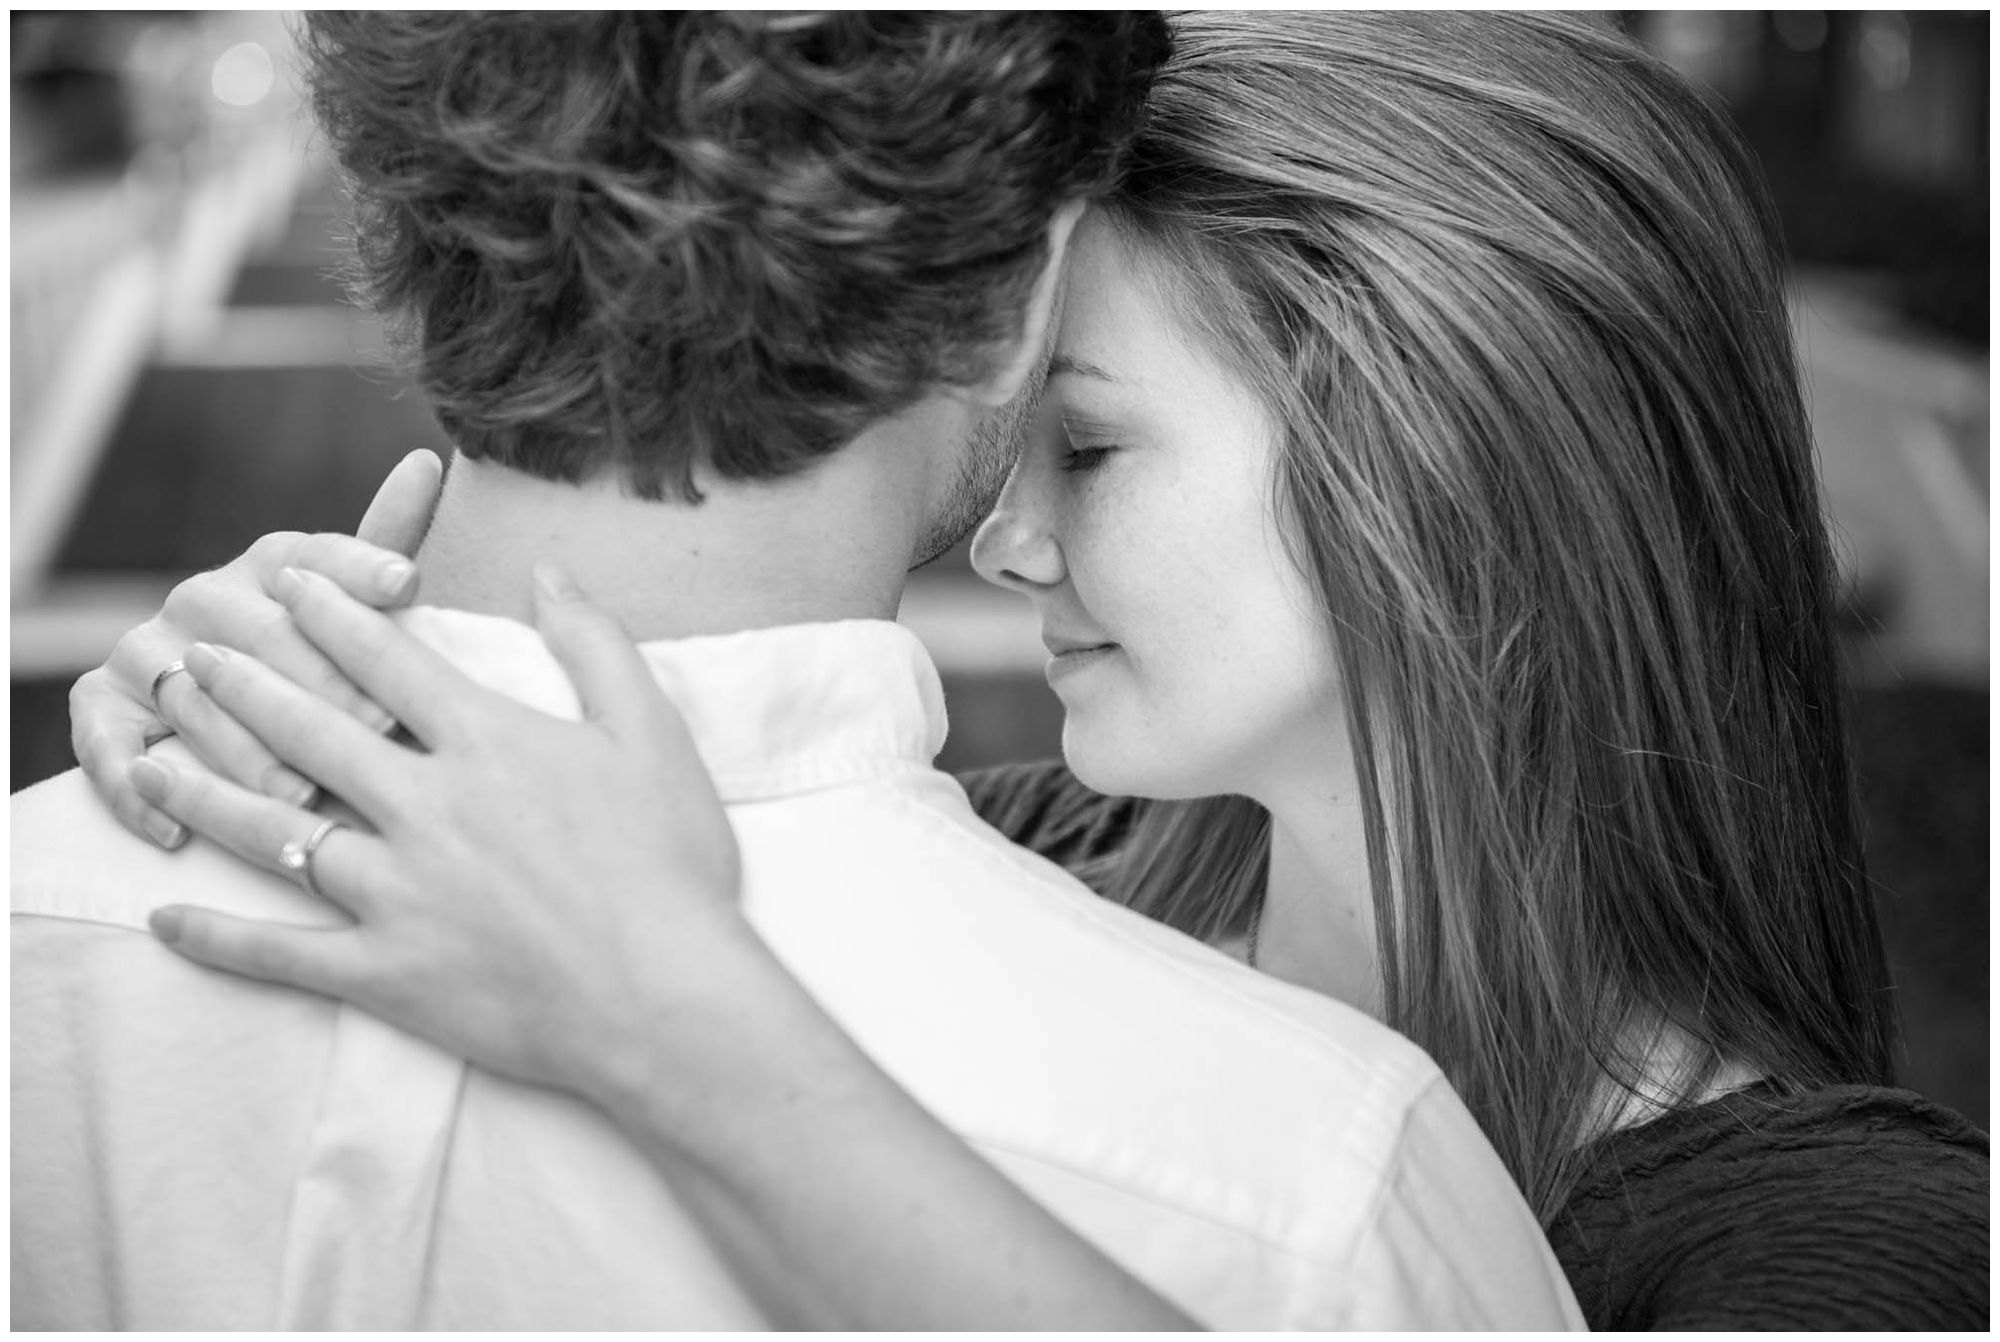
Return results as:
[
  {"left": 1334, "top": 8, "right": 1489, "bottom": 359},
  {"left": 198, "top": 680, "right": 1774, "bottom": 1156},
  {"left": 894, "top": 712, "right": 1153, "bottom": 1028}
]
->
[{"left": 302, "top": 11, "right": 1170, "bottom": 501}]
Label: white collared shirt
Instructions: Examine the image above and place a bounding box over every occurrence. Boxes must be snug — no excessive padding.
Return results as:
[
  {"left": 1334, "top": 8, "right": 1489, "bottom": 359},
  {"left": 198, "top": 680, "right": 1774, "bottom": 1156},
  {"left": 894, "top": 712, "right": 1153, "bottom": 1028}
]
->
[{"left": 12, "top": 610, "right": 1581, "bottom": 1330}]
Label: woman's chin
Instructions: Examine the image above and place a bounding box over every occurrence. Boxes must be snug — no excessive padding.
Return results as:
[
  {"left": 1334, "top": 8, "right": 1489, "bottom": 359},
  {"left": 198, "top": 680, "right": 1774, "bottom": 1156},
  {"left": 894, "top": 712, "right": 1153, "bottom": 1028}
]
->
[{"left": 1060, "top": 717, "right": 1212, "bottom": 802}]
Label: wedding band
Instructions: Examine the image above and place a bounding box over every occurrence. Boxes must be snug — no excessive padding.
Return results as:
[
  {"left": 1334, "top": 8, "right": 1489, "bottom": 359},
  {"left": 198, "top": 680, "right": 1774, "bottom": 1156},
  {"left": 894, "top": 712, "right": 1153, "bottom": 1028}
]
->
[
  {"left": 278, "top": 818, "right": 345, "bottom": 900},
  {"left": 149, "top": 661, "right": 190, "bottom": 716}
]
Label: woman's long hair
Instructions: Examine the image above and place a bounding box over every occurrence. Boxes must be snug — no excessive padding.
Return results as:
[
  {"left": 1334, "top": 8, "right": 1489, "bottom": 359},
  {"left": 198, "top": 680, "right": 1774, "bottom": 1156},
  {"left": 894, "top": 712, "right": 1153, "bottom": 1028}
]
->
[{"left": 1096, "top": 11, "right": 1895, "bottom": 1223}]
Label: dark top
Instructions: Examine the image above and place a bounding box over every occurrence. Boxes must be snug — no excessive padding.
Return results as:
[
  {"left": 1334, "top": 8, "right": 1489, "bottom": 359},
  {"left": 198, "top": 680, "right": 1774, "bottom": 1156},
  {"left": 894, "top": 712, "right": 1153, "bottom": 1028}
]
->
[
  {"left": 960, "top": 759, "right": 1993, "bottom": 1332},
  {"left": 1549, "top": 1081, "right": 1988, "bottom": 1329}
]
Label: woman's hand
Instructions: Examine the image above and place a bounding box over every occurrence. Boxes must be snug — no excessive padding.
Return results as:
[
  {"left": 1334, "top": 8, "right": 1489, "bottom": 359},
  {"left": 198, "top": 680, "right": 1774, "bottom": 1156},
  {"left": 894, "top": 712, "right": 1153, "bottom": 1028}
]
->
[
  {"left": 132, "top": 564, "right": 748, "bottom": 1108},
  {"left": 73, "top": 449, "right": 445, "bottom": 849}
]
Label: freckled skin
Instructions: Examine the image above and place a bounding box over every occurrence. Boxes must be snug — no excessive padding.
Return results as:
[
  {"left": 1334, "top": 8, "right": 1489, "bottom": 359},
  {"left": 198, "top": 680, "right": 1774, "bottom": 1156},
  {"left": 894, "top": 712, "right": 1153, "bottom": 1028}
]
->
[{"left": 972, "top": 214, "right": 1345, "bottom": 803}]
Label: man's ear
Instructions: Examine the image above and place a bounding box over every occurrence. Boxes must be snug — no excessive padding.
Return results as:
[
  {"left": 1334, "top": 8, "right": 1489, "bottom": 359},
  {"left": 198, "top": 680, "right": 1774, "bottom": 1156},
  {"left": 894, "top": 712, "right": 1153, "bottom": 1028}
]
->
[{"left": 958, "top": 198, "right": 1088, "bottom": 409}]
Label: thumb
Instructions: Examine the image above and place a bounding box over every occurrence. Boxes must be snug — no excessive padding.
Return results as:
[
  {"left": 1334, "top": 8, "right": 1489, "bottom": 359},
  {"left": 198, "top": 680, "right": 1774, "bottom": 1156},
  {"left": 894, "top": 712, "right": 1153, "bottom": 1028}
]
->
[
  {"left": 356, "top": 450, "right": 445, "bottom": 555},
  {"left": 531, "top": 563, "right": 686, "bottom": 739}
]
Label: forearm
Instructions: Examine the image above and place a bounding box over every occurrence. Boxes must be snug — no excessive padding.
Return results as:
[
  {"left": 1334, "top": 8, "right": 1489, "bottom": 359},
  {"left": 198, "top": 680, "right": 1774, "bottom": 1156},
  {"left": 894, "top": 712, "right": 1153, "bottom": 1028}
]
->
[{"left": 588, "top": 919, "right": 1198, "bottom": 1331}]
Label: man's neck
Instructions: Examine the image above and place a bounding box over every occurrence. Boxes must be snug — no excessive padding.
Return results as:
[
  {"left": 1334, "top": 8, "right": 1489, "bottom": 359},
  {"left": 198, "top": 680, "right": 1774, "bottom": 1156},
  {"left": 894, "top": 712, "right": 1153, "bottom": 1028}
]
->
[{"left": 412, "top": 441, "right": 932, "bottom": 643}]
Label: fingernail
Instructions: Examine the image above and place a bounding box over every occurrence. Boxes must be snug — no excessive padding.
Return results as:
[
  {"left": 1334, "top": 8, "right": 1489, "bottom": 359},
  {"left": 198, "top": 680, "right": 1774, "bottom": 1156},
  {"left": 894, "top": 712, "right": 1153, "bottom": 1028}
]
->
[
  {"left": 183, "top": 642, "right": 227, "bottom": 681},
  {"left": 377, "top": 559, "right": 416, "bottom": 600},
  {"left": 359, "top": 701, "right": 398, "bottom": 735},
  {"left": 264, "top": 766, "right": 317, "bottom": 807},
  {"left": 130, "top": 756, "right": 174, "bottom": 802},
  {"left": 149, "top": 906, "right": 184, "bottom": 945},
  {"left": 144, "top": 812, "right": 188, "bottom": 850},
  {"left": 273, "top": 567, "right": 305, "bottom": 604},
  {"left": 533, "top": 561, "right": 580, "bottom": 603}
]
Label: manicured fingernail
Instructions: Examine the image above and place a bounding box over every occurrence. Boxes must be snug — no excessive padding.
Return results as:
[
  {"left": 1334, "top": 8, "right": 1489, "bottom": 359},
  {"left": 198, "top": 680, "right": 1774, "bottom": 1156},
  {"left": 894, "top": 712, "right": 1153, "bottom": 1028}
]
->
[
  {"left": 149, "top": 906, "right": 184, "bottom": 945},
  {"left": 144, "top": 812, "right": 187, "bottom": 850},
  {"left": 377, "top": 559, "right": 416, "bottom": 600},
  {"left": 264, "top": 766, "right": 317, "bottom": 807},
  {"left": 130, "top": 756, "right": 174, "bottom": 802},
  {"left": 273, "top": 567, "right": 305, "bottom": 604},
  {"left": 533, "top": 561, "right": 580, "bottom": 603},
  {"left": 183, "top": 642, "right": 227, "bottom": 681}
]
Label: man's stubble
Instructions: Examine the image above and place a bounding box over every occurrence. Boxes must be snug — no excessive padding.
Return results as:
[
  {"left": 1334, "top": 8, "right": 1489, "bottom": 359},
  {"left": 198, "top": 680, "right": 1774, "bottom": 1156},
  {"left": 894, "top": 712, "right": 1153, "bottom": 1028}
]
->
[{"left": 909, "top": 321, "right": 1058, "bottom": 570}]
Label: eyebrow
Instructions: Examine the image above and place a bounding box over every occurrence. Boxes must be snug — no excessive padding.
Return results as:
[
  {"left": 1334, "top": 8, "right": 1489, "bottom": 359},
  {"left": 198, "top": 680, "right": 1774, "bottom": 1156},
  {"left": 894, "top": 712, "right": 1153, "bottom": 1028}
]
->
[{"left": 1047, "top": 354, "right": 1116, "bottom": 382}]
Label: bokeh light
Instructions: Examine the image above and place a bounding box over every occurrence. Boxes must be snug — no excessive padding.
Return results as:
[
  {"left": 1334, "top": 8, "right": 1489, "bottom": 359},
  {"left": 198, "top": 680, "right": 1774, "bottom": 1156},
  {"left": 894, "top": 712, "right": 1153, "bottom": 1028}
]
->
[{"left": 211, "top": 41, "right": 274, "bottom": 108}]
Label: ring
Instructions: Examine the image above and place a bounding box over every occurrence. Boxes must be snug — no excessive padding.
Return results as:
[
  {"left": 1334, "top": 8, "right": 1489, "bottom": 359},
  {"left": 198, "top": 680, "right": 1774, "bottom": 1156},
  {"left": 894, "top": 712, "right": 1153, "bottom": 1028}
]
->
[
  {"left": 149, "top": 661, "right": 190, "bottom": 716},
  {"left": 278, "top": 818, "right": 345, "bottom": 900}
]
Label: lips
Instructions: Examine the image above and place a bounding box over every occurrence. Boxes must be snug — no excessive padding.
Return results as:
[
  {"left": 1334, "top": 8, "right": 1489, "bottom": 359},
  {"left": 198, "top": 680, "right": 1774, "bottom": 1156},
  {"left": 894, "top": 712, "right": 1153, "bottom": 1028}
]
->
[
  {"left": 1043, "top": 636, "right": 1116, "bottom": 657},
  {"left": 1042, "top": 637, "right": 1118, "bottom": 687}
]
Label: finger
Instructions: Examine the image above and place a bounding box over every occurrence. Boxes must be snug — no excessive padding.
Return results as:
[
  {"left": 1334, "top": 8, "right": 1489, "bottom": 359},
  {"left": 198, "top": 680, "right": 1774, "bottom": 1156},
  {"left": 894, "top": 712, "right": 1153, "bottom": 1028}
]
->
[
  {"left": 531, "top": 561, "right": 685, "bottom": 737},
  {"left": 99, "top": 615, "right": 191, "bottom": 739},
  {"left": 180, "top": 641, "right": 409, "bottom": 820},
  {"left": 154, "top": 669, "right": 318, "bottom": 806},
  {"left": 150, "top": 904, "right": 362, "bottom": 1003},
  {"left": 128, "top": 755, "right": 379, "bottom": 919},
  {"left": 285, "top": 531, "right": 420, "bottom": 610},
  {"left": 70, "top": 671, "right": 188, "bottom": 850},
  {"left": 150, "top": 544, "right": 396, "bottom": 734},
  {"left": 278, "top": 568, "right": 499, "bottom": 748},
  {"left": 177, "top": 575, "right": 397, "bottom": 735},
  {"left": 355, "top": 449, "right": 444, "bottom": 556}
]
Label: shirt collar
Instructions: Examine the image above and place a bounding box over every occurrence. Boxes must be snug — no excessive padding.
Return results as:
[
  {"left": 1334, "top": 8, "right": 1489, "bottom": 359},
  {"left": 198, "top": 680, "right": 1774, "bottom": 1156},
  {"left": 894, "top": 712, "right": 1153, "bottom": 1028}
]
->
[{"left": 394, "top": 607, "right": 948, "bottom": 802}]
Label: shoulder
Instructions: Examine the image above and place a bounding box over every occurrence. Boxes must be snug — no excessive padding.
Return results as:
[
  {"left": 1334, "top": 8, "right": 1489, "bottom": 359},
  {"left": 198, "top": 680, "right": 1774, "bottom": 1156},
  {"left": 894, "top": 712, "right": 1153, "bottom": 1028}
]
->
[
  {"left": 755, "top": 768, "right": 1429, "bottom": 1080},
  {"left": 738, "top": 770, "right": 1474, "bottom": 1176},
  {"left": 1339, "top": 1070, "right": 1585, "bottom": 1328},
  {"left": 14, "top": 767, "right": 171, "bottom": 928},
  {"left": 1552, "top": 1083, "right": 1990, "bottom": 1330},
  {"left": 13, "top": 765, "right": 348, "bottom": 932}
]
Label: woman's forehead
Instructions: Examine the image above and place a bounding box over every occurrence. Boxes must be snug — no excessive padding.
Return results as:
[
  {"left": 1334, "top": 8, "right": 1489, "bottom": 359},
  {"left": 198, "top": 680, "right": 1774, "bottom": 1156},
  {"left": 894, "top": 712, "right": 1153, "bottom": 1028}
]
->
[{"left": 1055, "top": 218, "right": 1201, "bottom": 380}]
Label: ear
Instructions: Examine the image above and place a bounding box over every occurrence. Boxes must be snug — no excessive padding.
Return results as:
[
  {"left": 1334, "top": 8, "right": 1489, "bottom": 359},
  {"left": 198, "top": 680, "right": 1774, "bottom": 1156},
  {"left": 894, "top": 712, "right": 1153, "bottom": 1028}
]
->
[{"left": 957, "top": 197, "right": 1088, "bottom": 409}]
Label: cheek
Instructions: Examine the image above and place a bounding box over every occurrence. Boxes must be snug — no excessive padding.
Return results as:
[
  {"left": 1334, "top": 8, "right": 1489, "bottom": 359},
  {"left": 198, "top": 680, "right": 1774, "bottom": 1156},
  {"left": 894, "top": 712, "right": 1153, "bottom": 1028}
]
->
[
  {"left": 1065, "top": 459, "right": 1216, "bottom": 623},
  {"left": 1058, "top": 482, "right": 1176, "bottom": 626},
  {"left": 1062, "top": 516, "right": 1340, "bottom": 797},
  {"left": 1167, "top": 578, "right": 1340, "bottom": 759},
  {"left": 1052, "top": 511, "right": 1223, "bottom": 797},
  {"left": 1063, "top": 628, "right": 1339, "bottom": 801},
  {"left": 1105, "top": 479, "right": 1303, "bottom": 682}
]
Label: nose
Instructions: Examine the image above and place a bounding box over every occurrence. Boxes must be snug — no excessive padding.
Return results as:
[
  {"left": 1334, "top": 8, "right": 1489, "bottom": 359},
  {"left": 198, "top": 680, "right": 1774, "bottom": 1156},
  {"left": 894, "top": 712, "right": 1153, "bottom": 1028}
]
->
[{"left": 971, "top": 463, "right": 1066, "bottom": 594}]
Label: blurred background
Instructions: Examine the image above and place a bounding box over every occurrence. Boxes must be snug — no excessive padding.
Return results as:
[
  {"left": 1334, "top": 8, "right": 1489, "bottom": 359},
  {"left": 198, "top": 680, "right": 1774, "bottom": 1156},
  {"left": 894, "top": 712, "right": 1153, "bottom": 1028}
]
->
[{"left": 10, "top": 12, "right": 1987, "bottom": 1124}]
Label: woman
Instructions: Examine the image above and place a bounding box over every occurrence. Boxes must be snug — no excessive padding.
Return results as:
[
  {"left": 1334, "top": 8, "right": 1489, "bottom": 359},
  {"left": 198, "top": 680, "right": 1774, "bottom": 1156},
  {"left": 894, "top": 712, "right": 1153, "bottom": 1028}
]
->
[{"left": 73, "top": 11, "right": 1987, "bottom": 1329}]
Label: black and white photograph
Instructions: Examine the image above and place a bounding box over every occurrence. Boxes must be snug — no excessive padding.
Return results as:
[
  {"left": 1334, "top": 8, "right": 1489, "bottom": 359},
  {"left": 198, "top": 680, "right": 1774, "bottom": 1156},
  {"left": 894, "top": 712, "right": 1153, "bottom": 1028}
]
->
[{"left": 11, "top": 10, "right": 1988, "bottom": 1330}]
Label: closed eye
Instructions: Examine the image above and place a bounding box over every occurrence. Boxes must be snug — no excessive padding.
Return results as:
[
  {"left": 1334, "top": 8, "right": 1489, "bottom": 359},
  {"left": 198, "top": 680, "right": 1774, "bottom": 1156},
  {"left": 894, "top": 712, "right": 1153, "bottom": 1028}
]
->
[
  {"left": 1061, "top": 445, "right": 1117, "bottom": 474},
  {"left": 1056, "top": 415, "right": 1121, "bottom": 474}
]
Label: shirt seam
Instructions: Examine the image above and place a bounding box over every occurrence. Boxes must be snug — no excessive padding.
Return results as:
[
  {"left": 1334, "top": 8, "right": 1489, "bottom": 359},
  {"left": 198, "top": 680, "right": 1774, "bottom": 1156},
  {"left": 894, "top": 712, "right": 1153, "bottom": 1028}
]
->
[
  {"left": 1342, "top": 1071, "right": 1489, "bottom": 1320},
  {"left": 867, "top": 771, "right": 1441, "bottom": 1285},
  {"left": 711, "top": 753, "right": 937, "bottom": 803},
  {"left": 966, "top": 1129, "right": 1363, "bottom": 1271}
]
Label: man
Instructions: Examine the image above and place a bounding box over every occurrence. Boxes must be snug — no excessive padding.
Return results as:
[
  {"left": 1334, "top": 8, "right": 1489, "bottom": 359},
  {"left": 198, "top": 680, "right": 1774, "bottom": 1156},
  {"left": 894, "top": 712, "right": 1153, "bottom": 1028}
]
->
[{"left": 14, "top": 13, "right": 1580, "bottom": 1329}]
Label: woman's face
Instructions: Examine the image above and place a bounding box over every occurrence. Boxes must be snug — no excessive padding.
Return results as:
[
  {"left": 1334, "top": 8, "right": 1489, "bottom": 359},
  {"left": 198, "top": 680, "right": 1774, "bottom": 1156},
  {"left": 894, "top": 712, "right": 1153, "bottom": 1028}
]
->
[{"left": 970, "top": 213, "right": 1344, "bottom": 802}]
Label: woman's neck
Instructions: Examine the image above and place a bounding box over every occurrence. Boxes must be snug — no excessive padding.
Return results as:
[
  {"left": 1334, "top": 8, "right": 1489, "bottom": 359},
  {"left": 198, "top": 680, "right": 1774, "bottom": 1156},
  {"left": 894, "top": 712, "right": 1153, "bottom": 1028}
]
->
[
  {"left": 1583, "top": 1018, "right": 1769, "bottom": 1143},
  {"left": 1252, "top": 768, "right": 1383, "bottom": 1019},
  {"left": 1247, "top": 744, "right": 1768, "bottom": 1147}
]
